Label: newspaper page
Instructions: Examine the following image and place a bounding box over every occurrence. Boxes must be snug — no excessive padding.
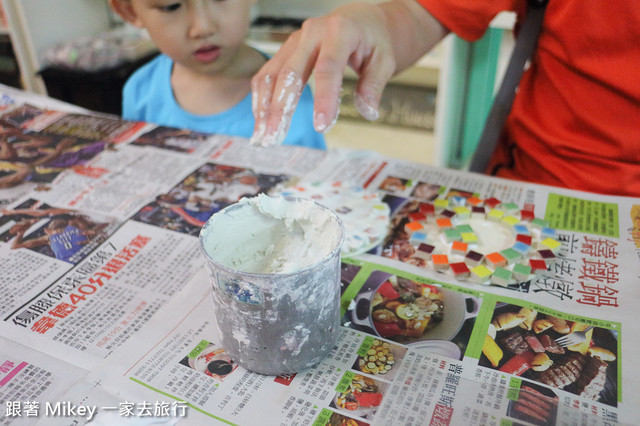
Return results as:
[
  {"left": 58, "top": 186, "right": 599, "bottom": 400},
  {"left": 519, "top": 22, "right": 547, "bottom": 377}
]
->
[
  {"left": 1, "top": 85, "right": 639, "bottom": 426},
  {"left": 33, "top": 253, "right": 622, "bottom": 426}
]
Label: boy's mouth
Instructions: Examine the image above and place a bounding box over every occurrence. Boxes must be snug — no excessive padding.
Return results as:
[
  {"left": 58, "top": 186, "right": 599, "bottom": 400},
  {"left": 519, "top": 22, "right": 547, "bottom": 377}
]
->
[{"left": 194, "top": 45, "right": 221, "bottom": 63}]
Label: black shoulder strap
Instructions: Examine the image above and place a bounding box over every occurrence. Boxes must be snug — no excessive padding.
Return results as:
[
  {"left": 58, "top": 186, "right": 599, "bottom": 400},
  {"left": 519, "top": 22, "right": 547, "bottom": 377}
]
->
[{"left": 468, "top": 0, "right": 548, "bottom": 173}]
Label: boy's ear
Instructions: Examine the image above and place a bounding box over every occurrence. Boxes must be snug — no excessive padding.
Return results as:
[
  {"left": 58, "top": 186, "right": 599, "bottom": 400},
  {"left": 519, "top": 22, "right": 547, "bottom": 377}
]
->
[{"left": 109, "top": 0, "right": 143, "bottom": 27}]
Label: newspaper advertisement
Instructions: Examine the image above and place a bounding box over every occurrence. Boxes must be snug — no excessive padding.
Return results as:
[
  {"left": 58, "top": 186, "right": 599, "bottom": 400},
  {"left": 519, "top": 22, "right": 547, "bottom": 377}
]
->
[{"left": 1, "top": 86, "right": 639, "bottom": 426}]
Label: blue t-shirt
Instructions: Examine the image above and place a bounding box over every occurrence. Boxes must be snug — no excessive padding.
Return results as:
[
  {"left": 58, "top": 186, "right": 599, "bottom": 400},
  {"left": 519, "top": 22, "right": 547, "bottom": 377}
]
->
[{"left": 122, "top": 54, "right": 325, "bottom": 150}]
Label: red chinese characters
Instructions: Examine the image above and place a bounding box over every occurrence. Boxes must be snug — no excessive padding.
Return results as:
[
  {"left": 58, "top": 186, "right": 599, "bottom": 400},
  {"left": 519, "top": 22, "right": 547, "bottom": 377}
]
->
[
  {"left": 25, "top": 234, "right": 152, "bottom": 335},
  {"left": 577, "top": 236, "right": 619, "bottom": 307}
]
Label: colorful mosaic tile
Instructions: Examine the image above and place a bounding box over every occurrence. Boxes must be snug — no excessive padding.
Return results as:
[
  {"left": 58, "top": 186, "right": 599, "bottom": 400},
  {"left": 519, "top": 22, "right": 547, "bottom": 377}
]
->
[
  {"left": 512, "top": 263, "right": 532, "bottom": 281},
  {"left": 450, "top": 262, "right": 470, "bottom": 278},
  {"left": 471, "top": 265, "right": 492, "bottom": 283},
  {"left": 409, "top": 231, "right": 428, "bottom": 244},
  {"left": 434, "top": 198, "right": 449, "bottom": 210},
  {"left": 491, "top": 267, "right": 513, "bottom": 287},
  {"left": 539, "top": 237, "right": 561, "bottom": 253},
  {"left": 451, "top": 240, "right": 468, "bottom": 254},
  {"left": 415, "top": 243, "right": 435, "bottom": 260},
  {"left": 432, "top": 254, "right": 449, "bottom": 270},
  {"left": 404, "top": 221, "right": 424, "bottom": 234},
  {"left": 392, "top": 191, "right": 561, "bottom": 288}
]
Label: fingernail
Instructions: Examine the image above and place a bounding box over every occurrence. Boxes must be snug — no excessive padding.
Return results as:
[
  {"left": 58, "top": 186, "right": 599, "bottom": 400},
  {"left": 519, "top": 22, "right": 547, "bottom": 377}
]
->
[
  {"left": 314, "top": 112, "right": 327, "bottom": 132},
  {"left": 355, "top": 93, "right": 379, "bottom": 122},
  {"left": 327, "top": 102, "right": 341, "bottom": 132},
  {"left": 250, "top": 121, "right": 266, "bottom": 146},
  {"left": 314, "top": 95, "right": 341, "bottom": 133}
]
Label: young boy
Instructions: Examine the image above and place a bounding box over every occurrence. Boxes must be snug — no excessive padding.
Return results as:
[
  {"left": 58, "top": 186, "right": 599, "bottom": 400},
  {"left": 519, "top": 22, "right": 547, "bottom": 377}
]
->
[{"left": 108, "top": 0, "right": 325, "bottom": 149}]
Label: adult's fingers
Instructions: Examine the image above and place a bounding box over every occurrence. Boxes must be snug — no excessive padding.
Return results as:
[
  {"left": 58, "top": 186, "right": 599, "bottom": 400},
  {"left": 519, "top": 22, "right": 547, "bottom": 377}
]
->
[
  {"left": 250, "top": 56, "right": 276, "bottom": 146},
  {"left": 250, "top": 14, "right": 358, "bottom": 146},
  {"left": 313, "top": 6, "right": 397, "bottom": 125},
  {"left": 352, "top": 44, "right": 396, "bottom": 122},
  {"left": 250, "top": 2, "right": 399, "bottom": 146},
  {"left": 307, "top": 16, "right": 359, "bottom": 133},
  {"left": 261, "top": 65, "right": 304, "bottom": 147},
  {"left": 250, "top": 28, "right": 319, "bottom": 146}
]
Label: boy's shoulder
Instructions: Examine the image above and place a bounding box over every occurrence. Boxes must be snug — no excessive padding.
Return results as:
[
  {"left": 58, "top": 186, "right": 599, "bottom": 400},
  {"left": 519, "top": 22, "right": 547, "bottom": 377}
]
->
[{"left": 125, "top": 54, "right": 171, "bottom": 90}]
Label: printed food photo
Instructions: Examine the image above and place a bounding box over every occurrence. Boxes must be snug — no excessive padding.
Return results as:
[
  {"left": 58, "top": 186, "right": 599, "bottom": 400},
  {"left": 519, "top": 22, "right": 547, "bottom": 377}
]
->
[
  {"left": 179, "top": 342, "right": 239, "bottom": 381},
  {"left": 348, "top": 270, "right": 479, "bottom": 357},
  {"left": 352, "top": 338, "right": 407, "bottom": 380},
  {"left": 330, "top": 374, "right": 388, "bottom": 420},
  {"left": 507, "top": 380, "right": 559, "bottom": 426},
  {"left": 326, "top": 412, "right": 370, "bottom": 426},
  {"left": 481, "top": 303, "right": 618, "bottom": 406}
]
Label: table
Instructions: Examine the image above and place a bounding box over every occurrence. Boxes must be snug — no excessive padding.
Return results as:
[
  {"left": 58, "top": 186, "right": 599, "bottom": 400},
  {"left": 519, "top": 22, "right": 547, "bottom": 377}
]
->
[{"left": 0, "top": 84, "right": 638, "bottom": 425}]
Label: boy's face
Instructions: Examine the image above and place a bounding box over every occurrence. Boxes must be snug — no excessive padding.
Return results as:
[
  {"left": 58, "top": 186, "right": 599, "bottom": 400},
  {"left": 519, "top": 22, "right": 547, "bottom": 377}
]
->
[{"left": 117, "top": 0, "right": 255, "bottom": 75}]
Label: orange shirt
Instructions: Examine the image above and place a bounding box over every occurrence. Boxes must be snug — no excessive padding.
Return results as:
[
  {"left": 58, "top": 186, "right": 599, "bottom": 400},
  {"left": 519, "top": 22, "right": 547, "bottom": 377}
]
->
[{"left": 418, "top": 0, "right": 640, "bottom": 196}]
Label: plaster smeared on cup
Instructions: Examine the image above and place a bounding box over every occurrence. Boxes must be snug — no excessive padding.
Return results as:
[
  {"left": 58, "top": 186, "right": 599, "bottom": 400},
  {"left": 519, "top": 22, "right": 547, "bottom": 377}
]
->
[
  {"left": 281, "top": 326, "right": 310, "bottom": 356},
  {"left": 232, "top": 328, "right": 251, "bottom": 347},
  {"left": 199, "top": 195, "right": 344, "bottom": 375}
]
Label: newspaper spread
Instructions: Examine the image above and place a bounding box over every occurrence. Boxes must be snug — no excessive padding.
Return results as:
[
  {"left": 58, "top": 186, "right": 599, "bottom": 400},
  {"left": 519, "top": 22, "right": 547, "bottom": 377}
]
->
[{"left": 1, "top": 85, "right": 639, "bottom": 426}]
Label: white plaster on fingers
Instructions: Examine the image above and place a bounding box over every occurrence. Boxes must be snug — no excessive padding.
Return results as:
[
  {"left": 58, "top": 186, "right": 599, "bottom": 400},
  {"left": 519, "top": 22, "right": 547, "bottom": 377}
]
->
[
  {"left": 354, "top": 92, "right": 380, "bottom": 122},
  {"left": 314, "top": 87, "right": 342, "bottom": 133},
  {"left": 249, "top": 120, "right": 267, "bottom": 146}
]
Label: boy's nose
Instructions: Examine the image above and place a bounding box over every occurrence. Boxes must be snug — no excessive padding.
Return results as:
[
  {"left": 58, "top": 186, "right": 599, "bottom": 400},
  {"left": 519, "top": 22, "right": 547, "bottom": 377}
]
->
[{"left": 188, "top": 1, "right": 218, "bottom": 38}]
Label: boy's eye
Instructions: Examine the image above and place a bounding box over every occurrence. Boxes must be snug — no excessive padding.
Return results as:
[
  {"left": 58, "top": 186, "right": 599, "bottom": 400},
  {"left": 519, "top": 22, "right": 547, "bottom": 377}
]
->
[{"left": 159, "top": 2, "right": 182, "bottom": 12}]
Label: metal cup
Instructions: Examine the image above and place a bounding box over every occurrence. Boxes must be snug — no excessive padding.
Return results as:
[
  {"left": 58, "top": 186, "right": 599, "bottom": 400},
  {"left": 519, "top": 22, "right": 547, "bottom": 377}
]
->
[{"left": 199, "top": 195, "right": 344, "bottom": 375}]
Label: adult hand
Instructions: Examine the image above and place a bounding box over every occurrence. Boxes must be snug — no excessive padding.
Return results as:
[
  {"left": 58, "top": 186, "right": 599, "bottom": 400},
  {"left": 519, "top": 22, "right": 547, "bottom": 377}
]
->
[{"left": 250, "top": 0, "right": 447, "bottom": 147}]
